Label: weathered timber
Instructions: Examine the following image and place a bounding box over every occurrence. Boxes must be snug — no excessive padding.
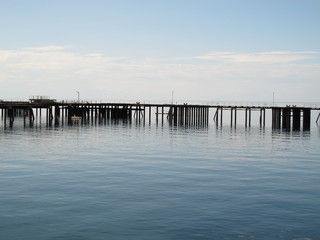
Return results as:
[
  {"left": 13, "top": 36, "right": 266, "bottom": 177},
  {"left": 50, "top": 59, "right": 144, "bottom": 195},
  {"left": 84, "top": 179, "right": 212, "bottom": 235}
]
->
[
  {"left": 0, "top": 101, "right": 319, "bottom": 130},
  {"left": 292, "top": 108, "right": 301, "bottom": 131},
  {"left": 303, "top": 108, "right": 311, "bottom": 130}
]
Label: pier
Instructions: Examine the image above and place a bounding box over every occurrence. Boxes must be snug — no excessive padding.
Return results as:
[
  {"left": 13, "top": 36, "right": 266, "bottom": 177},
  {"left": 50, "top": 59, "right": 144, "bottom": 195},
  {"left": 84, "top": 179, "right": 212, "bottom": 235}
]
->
[{"left": 0, "top": 98, "right": 319, "bottom": 130}]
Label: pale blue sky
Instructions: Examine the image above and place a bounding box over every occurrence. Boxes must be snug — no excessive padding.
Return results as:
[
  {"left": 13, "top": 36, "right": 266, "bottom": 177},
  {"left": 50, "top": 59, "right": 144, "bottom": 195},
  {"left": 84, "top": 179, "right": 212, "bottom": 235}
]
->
[{"left": 1, "top": 0, "right": 320, "bottom": 102}]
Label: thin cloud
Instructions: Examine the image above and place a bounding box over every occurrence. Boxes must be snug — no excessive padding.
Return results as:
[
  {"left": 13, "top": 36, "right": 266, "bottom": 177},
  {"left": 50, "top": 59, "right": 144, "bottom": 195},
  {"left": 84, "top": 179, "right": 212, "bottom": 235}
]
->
[
  {"left": 196, "top": 51, "right": 320, "bottom": 63},
  {"left": 1, "top": 46, "right": 320, "bottom": 102},
  {"left": 260, "top": 51, "right": 320, "bottom": 55},
  {"left": 23, "top": 46, "right": 67, "bottom": 51}
]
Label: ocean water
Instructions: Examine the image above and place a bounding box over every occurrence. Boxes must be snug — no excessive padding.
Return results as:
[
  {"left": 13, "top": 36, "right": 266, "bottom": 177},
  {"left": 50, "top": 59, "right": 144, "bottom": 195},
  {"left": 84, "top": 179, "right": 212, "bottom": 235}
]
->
[{"left": 0, "top": 117, "right": 320, "bottom": 240}]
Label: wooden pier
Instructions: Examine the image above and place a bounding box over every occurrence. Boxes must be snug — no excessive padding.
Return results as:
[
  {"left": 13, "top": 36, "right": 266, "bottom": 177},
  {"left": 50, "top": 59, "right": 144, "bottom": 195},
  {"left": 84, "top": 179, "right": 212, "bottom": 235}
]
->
[{"left": 0, "top": 99, "right": 319, "bottom": 130}]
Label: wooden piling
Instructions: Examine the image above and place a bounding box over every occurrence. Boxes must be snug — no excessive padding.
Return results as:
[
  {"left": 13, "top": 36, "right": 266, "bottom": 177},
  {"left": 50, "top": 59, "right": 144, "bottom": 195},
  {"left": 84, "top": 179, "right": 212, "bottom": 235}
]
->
[
  {"left": 29, "top": 108, "right": 35, "bottom": 126},
  {"left": 230, "top": 108, "right": 233, "bottom": 126},
  {"left": 156, "top": 106, "right": 159, "bottom": 124},
  {"left": 172, "top": 106, "right": 177, "bottom": 125},
  {"left": 8, "top": 108, "right": 14, "bottom": 127},
  {"left": 4, "top": 109, "right": 7, "bottom": 126},
  {"left": 214, "top": 108, "right": 219, "bottom": 126},
  {"left": 272, "top": 108, "right": 281, "bottom": 129},
  {"left": 245, "top": 108, "right": 248, "bottom": 127},
  {"left": 162, "top": 106, "right": 164, "bottom": 124},
  {"left": 316, "top": 112, "right": 320, "bottom": 124},
  {"left": 54, "top": 106, "right": 60, "bottom": 126},
  {"left": 292, "top": 108, "right": 301, "bottom": 131},
  {"left": 282, "top": 108, "right": 291, "bottom": 130},
  {"left": 303, "top": 108, "right": 311, "bottom": 131},
  {"left": 259, "top": 108, "right": 265, "bottom": 128}
]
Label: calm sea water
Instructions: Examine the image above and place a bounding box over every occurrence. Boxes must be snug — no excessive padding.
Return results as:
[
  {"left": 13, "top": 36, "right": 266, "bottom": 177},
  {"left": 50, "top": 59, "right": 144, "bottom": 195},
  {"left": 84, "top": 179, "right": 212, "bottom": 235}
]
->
[{"left": 1, "top": 116, "right": 320, "bottom": 240}]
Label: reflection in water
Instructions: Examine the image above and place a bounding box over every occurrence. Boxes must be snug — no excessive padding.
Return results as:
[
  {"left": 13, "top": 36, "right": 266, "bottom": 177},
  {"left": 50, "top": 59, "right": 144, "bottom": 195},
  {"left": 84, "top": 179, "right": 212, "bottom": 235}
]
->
[{"left": 0, "top": 115, "right": 319, "bottom": 240}]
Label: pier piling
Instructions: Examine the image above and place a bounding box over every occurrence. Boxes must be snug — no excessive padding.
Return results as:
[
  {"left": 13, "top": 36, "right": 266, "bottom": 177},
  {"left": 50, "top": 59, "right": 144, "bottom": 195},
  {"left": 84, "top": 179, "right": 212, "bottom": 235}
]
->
[
  {"left": 292, "top": 108, "right": 301, "bottom": 131},
  {"left": 303, "top": 108, "right": 311, "bottom": 130}
]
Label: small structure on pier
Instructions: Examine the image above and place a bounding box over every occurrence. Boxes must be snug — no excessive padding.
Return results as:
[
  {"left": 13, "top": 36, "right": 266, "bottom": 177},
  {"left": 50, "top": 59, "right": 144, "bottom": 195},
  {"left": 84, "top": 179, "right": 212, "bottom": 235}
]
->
[{"left": 29, "top": 95, "right": 56, "bottom": 103}]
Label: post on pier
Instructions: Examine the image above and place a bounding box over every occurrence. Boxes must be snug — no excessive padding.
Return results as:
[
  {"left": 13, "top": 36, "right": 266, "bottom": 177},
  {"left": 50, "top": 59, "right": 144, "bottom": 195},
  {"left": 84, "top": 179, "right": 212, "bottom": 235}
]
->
[
  {"left": 162, "top": 106, "right": 164, "bottom": 125},
  {"left": 128, "top": 105, "right": 132, "bottom": 122},
  {"left": 8, "top": 108, "right": 14, "bottom": 127},
  {"left": 48, "top": 107, "right": 53, "bottom": 126},
  {"left": 142, "top": 106, "right": 145, "bottom": 125},
  {"left": 61, "top": 106, "right": 64, "bottom": 125},
  {"left": 23, "top": 109, "right": 28, "bottom": 127},
  {"left": 167, "top": 106, "right": 173, "bottom": 123},
  {"left": 234, "top": 108, "right": 237, "bottom": 127},
  {"left": 316, "top": 112, "right": 320, "bottom": 124},
  {"left": 245, "top": 108, "right": 248, "bottom": 128},
  {"left": 303, "top": 108, "right": 311, "bottom": 131},
  {"left": 4, "top": 109, "right": 7, "bottom": 127},
  {"left": 213, "top": 108, "right": 219, "bottom": 126},
  {"left": 180, "top": 107, "right": 185, "bottom": 125},
  {"left": 230, "top": 108, "right": 233, "bottom": 127},
  {"left": 54, "top": 105, "right": 60, "bottom": 126},
  {"left": 156, "top": 106, "right": 159, "bottom": 124},
  {"left": 29, "top": 108, "right": 35, "bottom": 127},
  {"left": 39, "top": 108, "right": 42, "bottom": 124},
  {"left": 192, "top": 107, "right": 196, "bottom": 125},
  {"left": 292, "top": 108, "right": 301, "bottom": 131},
  {"left": 259, "top": 108, "right": 266, "bottom": 128},
  {"left": 282, "top": 108, "right": 291, "bottom": 130},
  {"left": 272, "top": 108, "right": 281, "bottom": 129},
  {"left": 173, "top": 106, "right": 178, "bottom": 125}
]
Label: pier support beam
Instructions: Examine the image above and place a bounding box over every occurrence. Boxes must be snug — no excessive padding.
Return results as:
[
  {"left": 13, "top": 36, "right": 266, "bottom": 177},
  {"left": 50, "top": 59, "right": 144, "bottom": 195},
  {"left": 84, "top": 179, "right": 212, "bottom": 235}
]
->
[
  {"left": 149, "top": 106, "right": 152, "bottom": 124},
  {"left": 173, "top": 106, "right": 178, "bottom": 125},
  {"left": 259, "top": 108, "right": 266, "bottom": 128},
  {"left": 54, "top": 106, "right": 60, "bottom": 126},
  {"left": 272, "top": 108, "right": 281, "bottom": 129},
  {"left": 282, "top": 108, "right": 291, "bottom": 130},
  {"left": 213, "top": 108, "right": 218, "bottom": 126},
  {"left": 292, "top": 108, "right": 301, "bottom": 131},
  {"left": 8, "top": 108, "right": 14, "bottom": 127},
  {"left": 303, "top": 108, "right": 311, "bottom": 131},
  {"left": 29, "top": 108, "right": 35, "bottom": 127},
  {"left": 230, "top": 108, "right": 233, "bottom": 127},
  {"left": 245, "top": 108, "right": 251, "bottom": 128},
  {"left": 316, "top": 112, "right": 320, "bottom": 124}
]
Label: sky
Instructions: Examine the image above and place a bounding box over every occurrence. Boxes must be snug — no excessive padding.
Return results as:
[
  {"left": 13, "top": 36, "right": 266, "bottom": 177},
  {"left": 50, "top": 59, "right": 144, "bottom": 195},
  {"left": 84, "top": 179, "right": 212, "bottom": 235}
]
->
[{"left": 0, "top": 0, "right": 320, "bottom": 103}]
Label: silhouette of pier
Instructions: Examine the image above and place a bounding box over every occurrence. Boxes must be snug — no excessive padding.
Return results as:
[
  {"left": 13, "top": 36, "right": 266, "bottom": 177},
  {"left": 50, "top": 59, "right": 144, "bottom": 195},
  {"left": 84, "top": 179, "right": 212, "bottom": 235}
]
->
[{"left": 1, "top": 98, "right": 319, "bottom": 130}]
